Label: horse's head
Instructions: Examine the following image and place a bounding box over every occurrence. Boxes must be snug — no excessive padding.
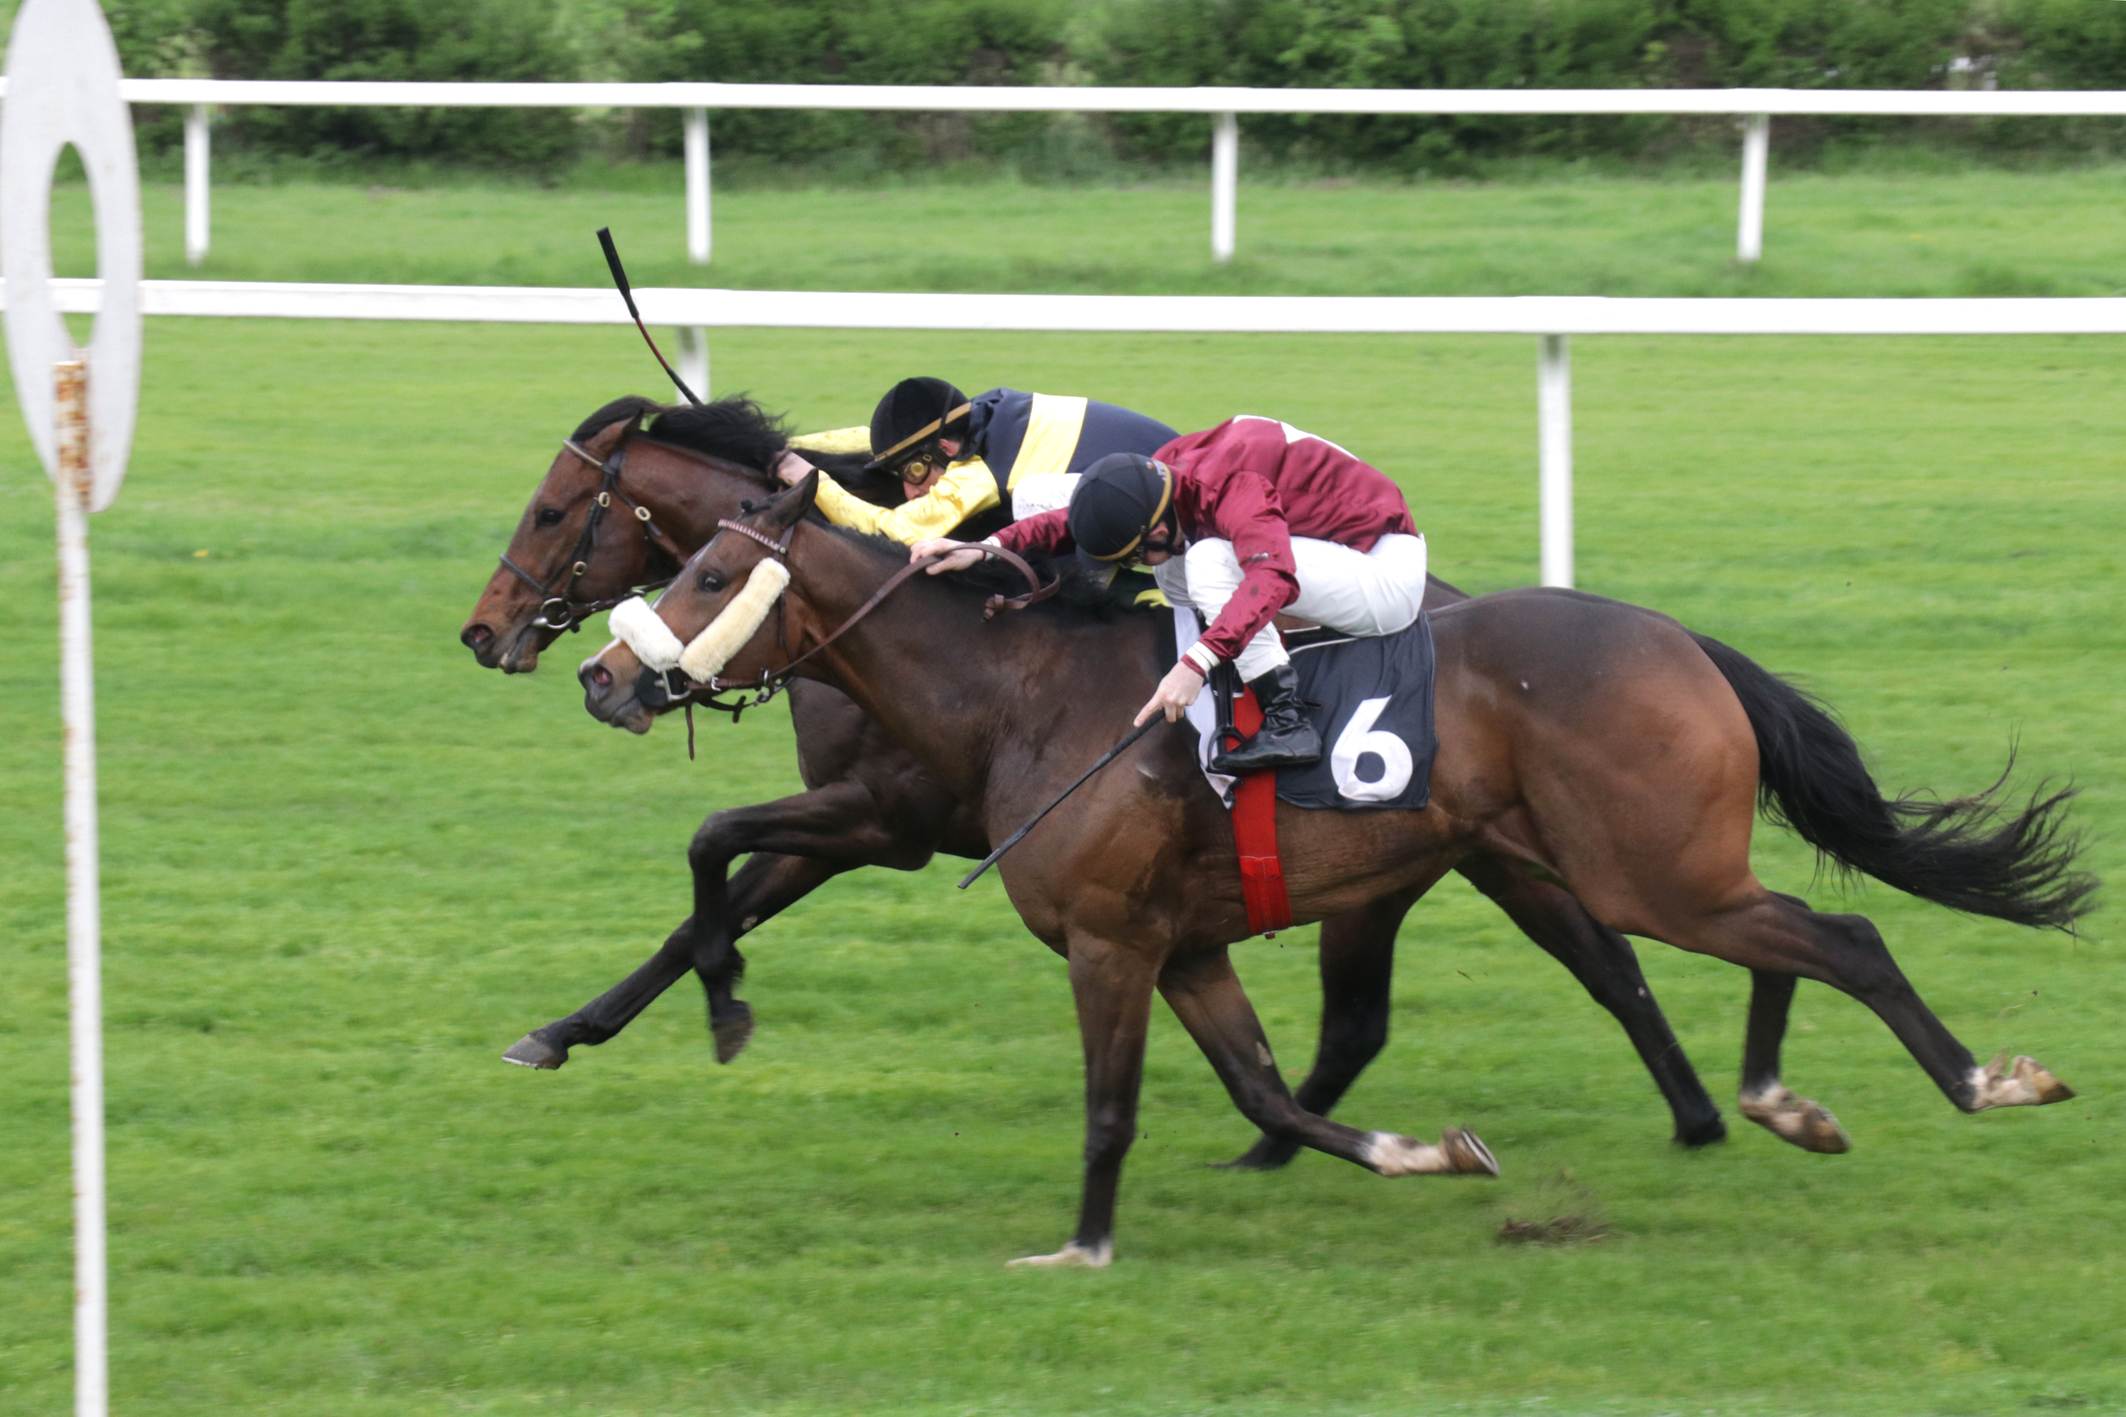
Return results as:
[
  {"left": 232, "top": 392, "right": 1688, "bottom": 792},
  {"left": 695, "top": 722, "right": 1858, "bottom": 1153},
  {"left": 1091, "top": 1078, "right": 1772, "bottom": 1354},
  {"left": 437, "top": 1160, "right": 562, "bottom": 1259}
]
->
[
  {"left": 579, "top": 473, "right": 824, "bottom": 733},
  {"left": 460, "top": 411, "right": 661, "bottom": 674},
  {"left": 463, "top": 394, "right": 814, "bottom": 674}
]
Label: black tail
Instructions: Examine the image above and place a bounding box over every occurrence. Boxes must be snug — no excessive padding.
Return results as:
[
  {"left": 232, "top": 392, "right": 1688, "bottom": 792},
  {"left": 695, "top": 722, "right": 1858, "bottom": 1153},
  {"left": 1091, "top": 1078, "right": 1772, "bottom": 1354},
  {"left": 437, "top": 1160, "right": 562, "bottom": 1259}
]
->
[{"left": 1690, "top": 632, "right": 2096, "bottom": 930}]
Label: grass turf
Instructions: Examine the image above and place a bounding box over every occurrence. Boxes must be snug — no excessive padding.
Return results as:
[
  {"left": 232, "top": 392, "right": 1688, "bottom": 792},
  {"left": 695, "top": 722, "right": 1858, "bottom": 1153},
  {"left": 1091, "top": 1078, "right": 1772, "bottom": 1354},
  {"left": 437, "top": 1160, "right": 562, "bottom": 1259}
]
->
[
  {"left": 3, "top": 171, "right": 2124, "bottom": 1414},
  {"left": 45, "top": 162, "right": 2126, "bottom": 297}
]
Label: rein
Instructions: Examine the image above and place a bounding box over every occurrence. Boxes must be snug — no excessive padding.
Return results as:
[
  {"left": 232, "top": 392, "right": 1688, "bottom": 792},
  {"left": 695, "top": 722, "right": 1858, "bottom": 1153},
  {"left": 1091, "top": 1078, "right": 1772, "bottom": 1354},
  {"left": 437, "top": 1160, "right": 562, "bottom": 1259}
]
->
[
  {"left": 496, "top": 434, "right": 692, "bottom": 634},
  {"left": 680, "top": 528, "right": 1058, "bottom": 720}
]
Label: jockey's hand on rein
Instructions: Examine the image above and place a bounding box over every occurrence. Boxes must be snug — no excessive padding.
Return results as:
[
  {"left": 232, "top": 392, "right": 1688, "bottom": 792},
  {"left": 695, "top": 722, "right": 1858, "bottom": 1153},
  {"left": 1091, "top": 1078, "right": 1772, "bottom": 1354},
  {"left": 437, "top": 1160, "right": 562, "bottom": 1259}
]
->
[
  {"left": 1136, "top": 660, "right": 1206, "bottom": 727},
  {"left": 910, "top": 539, "right": 987, "bottom": 575},
  {"left": 774, "top": 450, "right": 815, "bottom": 487}
]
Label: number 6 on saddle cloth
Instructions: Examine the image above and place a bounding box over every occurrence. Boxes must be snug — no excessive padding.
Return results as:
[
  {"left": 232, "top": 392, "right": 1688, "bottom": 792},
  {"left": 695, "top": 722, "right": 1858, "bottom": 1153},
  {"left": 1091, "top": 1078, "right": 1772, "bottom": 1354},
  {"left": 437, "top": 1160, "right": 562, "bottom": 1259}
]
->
[{"left": 1185, "top": 608, "right": 1439, "bottom": 812}]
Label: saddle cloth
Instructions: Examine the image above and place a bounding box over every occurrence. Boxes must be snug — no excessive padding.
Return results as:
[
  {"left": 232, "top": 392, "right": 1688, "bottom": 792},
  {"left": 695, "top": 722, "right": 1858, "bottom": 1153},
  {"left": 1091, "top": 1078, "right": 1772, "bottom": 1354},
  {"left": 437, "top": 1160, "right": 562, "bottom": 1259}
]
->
[{"left": 1174, "top": 607, "right": 1439, "bottom": 812}]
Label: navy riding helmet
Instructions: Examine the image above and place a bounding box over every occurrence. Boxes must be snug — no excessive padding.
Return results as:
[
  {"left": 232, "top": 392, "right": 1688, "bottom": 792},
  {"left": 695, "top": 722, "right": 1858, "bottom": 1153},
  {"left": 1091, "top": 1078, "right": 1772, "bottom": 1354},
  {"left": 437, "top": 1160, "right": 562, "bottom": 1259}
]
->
[{"left": 1068, "top": 453, "right": 1174, "bottom": 568}]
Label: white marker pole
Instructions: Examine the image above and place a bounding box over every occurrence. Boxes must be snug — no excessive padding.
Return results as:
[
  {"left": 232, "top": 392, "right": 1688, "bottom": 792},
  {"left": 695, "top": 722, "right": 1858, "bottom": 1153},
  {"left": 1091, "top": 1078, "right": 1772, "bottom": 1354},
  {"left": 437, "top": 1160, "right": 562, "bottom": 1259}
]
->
[
  {"left": 2, "top": 7, "right": 144, "bottom": 1415},
  {"left": 55, "top": 359, "right": 107, "bottom": 1417}
]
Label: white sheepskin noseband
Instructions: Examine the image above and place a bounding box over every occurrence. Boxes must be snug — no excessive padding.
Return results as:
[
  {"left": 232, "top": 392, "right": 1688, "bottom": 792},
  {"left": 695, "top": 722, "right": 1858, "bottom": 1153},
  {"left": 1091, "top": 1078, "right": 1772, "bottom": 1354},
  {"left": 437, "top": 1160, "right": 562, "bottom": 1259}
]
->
[
  {"left": 606, "top": 560, "right": 793, "bottom": 683},
  {"left": 608, "top": 595, "right": 685, "bottom": 671},
  {"left": 679, "top": 559, "right": 791, "bottom": 681}
]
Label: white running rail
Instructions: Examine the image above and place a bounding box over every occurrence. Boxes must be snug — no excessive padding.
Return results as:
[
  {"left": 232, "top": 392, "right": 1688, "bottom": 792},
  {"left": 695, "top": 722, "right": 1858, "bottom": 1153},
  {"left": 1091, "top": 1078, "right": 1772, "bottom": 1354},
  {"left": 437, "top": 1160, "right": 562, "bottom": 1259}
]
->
[
  {"left": 28, "top": 278, "right": 2125, "bottom": 588},
  {"left": 6, "top": 79, "right": 2122, "bottom": 268}
]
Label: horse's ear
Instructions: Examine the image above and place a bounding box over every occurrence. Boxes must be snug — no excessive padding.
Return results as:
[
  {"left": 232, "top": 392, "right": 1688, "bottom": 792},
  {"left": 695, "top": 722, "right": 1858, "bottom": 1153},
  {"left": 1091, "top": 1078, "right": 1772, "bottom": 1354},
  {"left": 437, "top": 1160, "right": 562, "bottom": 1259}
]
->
[{"left": 770, "top": 470, "right": 819, "bottom": 528}]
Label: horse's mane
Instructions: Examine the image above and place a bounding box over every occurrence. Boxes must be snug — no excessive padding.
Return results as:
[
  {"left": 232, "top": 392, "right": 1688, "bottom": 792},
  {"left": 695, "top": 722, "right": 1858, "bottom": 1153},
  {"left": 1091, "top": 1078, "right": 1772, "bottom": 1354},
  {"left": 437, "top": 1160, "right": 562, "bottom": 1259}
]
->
[{"left": 572, "top": 394, "right": 904, "bottom": 509}]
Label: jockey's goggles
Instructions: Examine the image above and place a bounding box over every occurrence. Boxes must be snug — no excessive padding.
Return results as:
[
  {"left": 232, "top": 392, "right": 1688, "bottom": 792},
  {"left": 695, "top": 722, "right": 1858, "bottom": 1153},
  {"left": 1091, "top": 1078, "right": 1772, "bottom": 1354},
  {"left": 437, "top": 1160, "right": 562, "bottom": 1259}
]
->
[{"left": 865, "top": 400, "right": 974, "bottom": 476}]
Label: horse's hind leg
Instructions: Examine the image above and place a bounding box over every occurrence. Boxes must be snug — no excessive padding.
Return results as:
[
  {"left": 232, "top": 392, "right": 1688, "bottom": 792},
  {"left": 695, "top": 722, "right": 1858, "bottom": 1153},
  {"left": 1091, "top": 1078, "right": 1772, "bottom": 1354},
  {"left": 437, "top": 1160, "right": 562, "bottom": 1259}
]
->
[
  {"left": 1735, "top": 966, "right": 1850, "bottom": 1153},
  {"left": 1460, "top": 857, "right": 1726, "bottom": 1147},
  {"left": 1220, "top": 886, "right": 1415, "bottom": 1171},
  {"left": 1159, "top": 946, "right": 1498, "bottom": 1181},
  {"left": 1673, "top": 892, "right": 2073, "bottom": 1118}
]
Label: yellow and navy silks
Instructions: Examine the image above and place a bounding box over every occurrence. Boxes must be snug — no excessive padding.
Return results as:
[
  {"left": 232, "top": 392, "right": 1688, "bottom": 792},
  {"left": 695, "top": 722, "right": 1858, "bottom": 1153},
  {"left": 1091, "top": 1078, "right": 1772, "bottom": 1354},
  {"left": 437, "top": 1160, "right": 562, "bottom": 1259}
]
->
[{"left": 808, "top": 389, "right": 1178, "bottom": 547}]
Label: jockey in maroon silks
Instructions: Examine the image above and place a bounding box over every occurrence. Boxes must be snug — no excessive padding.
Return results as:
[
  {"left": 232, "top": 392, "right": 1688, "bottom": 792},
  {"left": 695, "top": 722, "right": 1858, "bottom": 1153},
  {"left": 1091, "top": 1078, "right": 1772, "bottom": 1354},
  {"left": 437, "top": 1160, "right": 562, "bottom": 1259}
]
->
[{"left": 914, "top": 415, "right": 1428, "bottom": 774}]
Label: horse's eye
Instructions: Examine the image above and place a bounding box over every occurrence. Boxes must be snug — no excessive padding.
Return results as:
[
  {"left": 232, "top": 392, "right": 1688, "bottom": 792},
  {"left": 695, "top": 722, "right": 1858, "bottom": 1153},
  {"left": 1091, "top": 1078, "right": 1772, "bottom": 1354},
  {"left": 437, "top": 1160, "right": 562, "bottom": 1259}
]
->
[
  {"left": 699, "top": 570, "right": 727, "bottom": 593},
  {"left": 536, "top": 507, "right": 564, "bottom": 528}
]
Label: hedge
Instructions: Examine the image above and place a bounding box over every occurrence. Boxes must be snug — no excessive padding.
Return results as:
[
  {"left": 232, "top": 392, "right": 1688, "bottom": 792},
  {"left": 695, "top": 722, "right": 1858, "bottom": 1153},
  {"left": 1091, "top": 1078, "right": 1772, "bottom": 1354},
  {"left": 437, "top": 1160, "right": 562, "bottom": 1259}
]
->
[{"left": 75, "top": 0, "right": 2126, "bottom": 171}]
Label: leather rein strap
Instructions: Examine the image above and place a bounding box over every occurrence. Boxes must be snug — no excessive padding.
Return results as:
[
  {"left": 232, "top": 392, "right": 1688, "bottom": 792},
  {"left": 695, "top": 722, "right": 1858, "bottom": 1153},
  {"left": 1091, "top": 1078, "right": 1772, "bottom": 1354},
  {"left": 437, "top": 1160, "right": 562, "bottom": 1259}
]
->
[{"left": 694, "top": 529, "right": 1057, "bottom": 713}]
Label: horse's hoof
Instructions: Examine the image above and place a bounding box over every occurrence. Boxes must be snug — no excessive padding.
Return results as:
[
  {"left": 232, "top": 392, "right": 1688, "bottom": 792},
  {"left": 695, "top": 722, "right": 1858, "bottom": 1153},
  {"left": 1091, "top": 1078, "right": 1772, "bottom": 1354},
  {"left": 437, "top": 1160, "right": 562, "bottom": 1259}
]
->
[
  {"left": 1440, "top": 1128, "right": 1501, "bottom": 1176},
  {"left": 1739, "top": 1084, "right": 1851, "bottom": 1153},
  {"left": 710, "top": 1001, "right": 755, "bottom": 1065},
  {"left": 1212, "top": 1136, "right": 1299, "bottom": 1171},
  {"left": 1362, "top": 1128, "right": 1500, "bottom": 1177},
  {"left": 1967, "top": 1052, "right": 2076, "bottom": 1111},
  {"left": 503, "top": 1033, "right": 568, "bottom": 1070},
  {"left": 1672, "top": 1114, "right": 1729, "bottom": 1149},
  {"left": 1007, "top": 1240, "right": 1111, "bottom": 1269}
]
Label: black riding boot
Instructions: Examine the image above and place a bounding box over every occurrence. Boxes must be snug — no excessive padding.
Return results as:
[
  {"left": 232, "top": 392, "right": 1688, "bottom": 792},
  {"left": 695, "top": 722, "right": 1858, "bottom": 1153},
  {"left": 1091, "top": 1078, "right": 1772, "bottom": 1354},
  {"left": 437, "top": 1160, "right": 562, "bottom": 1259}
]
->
[{"left": 1210, "top": 662, "right": 1322, "bottom": 774}]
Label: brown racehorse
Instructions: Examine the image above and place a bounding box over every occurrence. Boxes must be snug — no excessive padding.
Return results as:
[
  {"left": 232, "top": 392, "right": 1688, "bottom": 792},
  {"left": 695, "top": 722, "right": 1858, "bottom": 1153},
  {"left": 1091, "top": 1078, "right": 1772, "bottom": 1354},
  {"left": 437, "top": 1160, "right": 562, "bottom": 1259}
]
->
[
  {"left": 577, "top": 471, "right": 2091, "bottom": 1267},
  {"left": 462, "top": 398, "right": 1730, "bottom": 1161}
]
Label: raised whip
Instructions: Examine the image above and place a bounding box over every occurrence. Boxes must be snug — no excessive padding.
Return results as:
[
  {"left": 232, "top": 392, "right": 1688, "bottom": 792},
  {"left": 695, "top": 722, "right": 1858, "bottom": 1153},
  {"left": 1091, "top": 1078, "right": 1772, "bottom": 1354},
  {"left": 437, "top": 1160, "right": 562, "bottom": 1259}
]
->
[{"left": 597, "top": 226, "right": 703, "bottom": 407}]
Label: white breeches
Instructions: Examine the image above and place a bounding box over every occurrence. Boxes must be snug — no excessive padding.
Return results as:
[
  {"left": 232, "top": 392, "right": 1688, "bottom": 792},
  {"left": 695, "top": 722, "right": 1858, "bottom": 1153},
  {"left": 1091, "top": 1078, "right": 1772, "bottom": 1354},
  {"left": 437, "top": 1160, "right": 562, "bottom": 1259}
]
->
[{"left": 1154, "top": 532, "right": 1427, "bottom": 681}]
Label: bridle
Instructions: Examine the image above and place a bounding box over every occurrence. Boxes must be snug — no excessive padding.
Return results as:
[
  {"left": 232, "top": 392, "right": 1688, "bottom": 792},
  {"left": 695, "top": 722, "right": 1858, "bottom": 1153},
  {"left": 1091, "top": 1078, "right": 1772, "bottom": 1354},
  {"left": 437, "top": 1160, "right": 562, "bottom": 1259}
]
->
[
  {"left": 497, "top": 433, "right": 690, "bottom": 634},
  {"left": 662, "top": 515, "right": 1058, "bottom": 722}
]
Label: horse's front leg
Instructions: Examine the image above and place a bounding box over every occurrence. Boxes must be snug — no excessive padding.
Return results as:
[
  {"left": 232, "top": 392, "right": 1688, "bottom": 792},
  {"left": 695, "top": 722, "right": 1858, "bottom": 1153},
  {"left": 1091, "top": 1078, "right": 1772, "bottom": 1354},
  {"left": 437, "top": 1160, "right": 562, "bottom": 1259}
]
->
[
  {"left": 1220, "top": 886, "right": 1417, "bottom": 1170},
  {"left": 504, "top": 916, "right": 700, "bottom": 1070},
  {"left": 686, "top": 779, "right": 945, "bottom": 1057},
  {"left": 1007, "top": 937, "right": 1159, "bottom": 1270},
  {"left": 1159, "top": 945, "right": 1499, "bottom": 1181}
]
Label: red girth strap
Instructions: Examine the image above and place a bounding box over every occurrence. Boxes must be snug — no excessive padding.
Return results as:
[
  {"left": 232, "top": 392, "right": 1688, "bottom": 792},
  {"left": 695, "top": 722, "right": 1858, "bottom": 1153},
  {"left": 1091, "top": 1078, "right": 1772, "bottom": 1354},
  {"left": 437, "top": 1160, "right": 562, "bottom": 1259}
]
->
[{"left": 1227, "top": 685, "right": 1293, "bottom": 936}]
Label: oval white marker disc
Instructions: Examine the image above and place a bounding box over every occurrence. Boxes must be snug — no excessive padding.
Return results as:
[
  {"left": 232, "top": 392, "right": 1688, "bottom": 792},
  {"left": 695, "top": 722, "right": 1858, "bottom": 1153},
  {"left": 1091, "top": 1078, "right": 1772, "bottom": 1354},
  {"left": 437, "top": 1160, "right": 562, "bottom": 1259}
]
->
[{"left": 2, "top": 0, "right": 142, "bottom": 512}]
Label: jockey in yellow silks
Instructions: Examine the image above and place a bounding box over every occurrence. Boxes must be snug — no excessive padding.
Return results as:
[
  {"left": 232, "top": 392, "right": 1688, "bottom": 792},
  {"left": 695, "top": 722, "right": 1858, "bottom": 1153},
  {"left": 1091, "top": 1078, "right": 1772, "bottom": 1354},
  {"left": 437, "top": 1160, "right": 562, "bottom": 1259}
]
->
[{"left": 773, "top": 377, "right": 1179, "bottom": 545}]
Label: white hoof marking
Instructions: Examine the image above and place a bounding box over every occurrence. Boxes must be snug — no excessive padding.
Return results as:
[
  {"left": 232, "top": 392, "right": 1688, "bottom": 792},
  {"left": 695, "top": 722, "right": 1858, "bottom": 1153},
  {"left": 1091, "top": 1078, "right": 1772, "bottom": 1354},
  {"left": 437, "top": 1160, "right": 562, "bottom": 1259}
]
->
[
  {"left": 1968, "top": 1052, "right": 2075, "bottom": 1111},
  {"left": 1739, "top": 1084, "right": 1851, "bottom": 1154},
  {"left": 1362, "top": 1128, "right": 1499, "bottom": 1177},
  {"left": 1006, "top": 1240, "right": 1111, "bottom": 1269}
]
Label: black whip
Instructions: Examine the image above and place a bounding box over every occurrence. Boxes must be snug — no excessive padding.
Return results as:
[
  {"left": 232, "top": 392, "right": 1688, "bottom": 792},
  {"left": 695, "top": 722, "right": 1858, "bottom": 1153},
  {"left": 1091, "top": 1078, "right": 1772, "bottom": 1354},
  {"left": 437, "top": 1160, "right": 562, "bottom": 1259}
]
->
[
  {"left": 597, "top": 226, "right": 703, "bottom": 407},
  {"left": 958, "top": 718, "right": 1159, "bottom": 889}
]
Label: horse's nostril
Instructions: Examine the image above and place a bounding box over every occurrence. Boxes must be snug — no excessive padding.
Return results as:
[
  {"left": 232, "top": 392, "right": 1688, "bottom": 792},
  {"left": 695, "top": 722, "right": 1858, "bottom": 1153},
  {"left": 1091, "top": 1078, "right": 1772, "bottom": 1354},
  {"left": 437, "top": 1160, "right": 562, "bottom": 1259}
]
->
[
  {"left": 462, "top": 623, "right": 493, "bottom": 650},
  {"left": 592, "top": 666, "right": 613, "bottom": 689}
]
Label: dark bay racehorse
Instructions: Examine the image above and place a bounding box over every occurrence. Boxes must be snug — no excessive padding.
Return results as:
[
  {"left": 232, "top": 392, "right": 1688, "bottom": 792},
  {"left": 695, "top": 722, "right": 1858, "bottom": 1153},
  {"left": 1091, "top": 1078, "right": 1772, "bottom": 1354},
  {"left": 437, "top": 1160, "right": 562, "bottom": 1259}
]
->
[
  {"left": 577, "top": 472, "right": 2090, "bottom": 1266},
  {"left": 461, "top": 398, "right": 1730, "bottom": 1162}
]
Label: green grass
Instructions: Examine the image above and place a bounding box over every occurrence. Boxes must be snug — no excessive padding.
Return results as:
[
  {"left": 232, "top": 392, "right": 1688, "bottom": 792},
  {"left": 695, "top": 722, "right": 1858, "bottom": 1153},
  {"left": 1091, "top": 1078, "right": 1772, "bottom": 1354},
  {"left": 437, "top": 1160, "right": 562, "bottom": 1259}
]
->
[
  {"left": 4, "top": 171, "right": 2125, "bottom": 1414},
  {"left": 45, "top": 162, "right": 2126, "bottom": 296}
]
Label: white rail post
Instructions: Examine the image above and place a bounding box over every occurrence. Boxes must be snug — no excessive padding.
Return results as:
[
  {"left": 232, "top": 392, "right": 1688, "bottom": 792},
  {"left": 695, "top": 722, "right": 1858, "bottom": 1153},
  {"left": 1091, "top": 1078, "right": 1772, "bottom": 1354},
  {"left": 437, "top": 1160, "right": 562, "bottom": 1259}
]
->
[
  {"left": 1210, "top": 111, "right": 1237, "bottom": 263},
  {"left": 54, "top": 358, "right": 108, "bottom": 1417},
  {"left": 677, "top": 324, "right": 709, "bottom": 402},
  {"left": 684, "top": 106, "right": 710, "bottom": 264},
  {"left": 1737, "top": 112, "right": 1769, "bottom": 263},
  {"left": 1537, "top": 334, "right": 1574, "bottom": 589},
  {"left": 183, "top": 103, "right": 209, "bottom": 265},
  {"left": 683, "top": 107, "right": 710, "bottom": 398}
]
